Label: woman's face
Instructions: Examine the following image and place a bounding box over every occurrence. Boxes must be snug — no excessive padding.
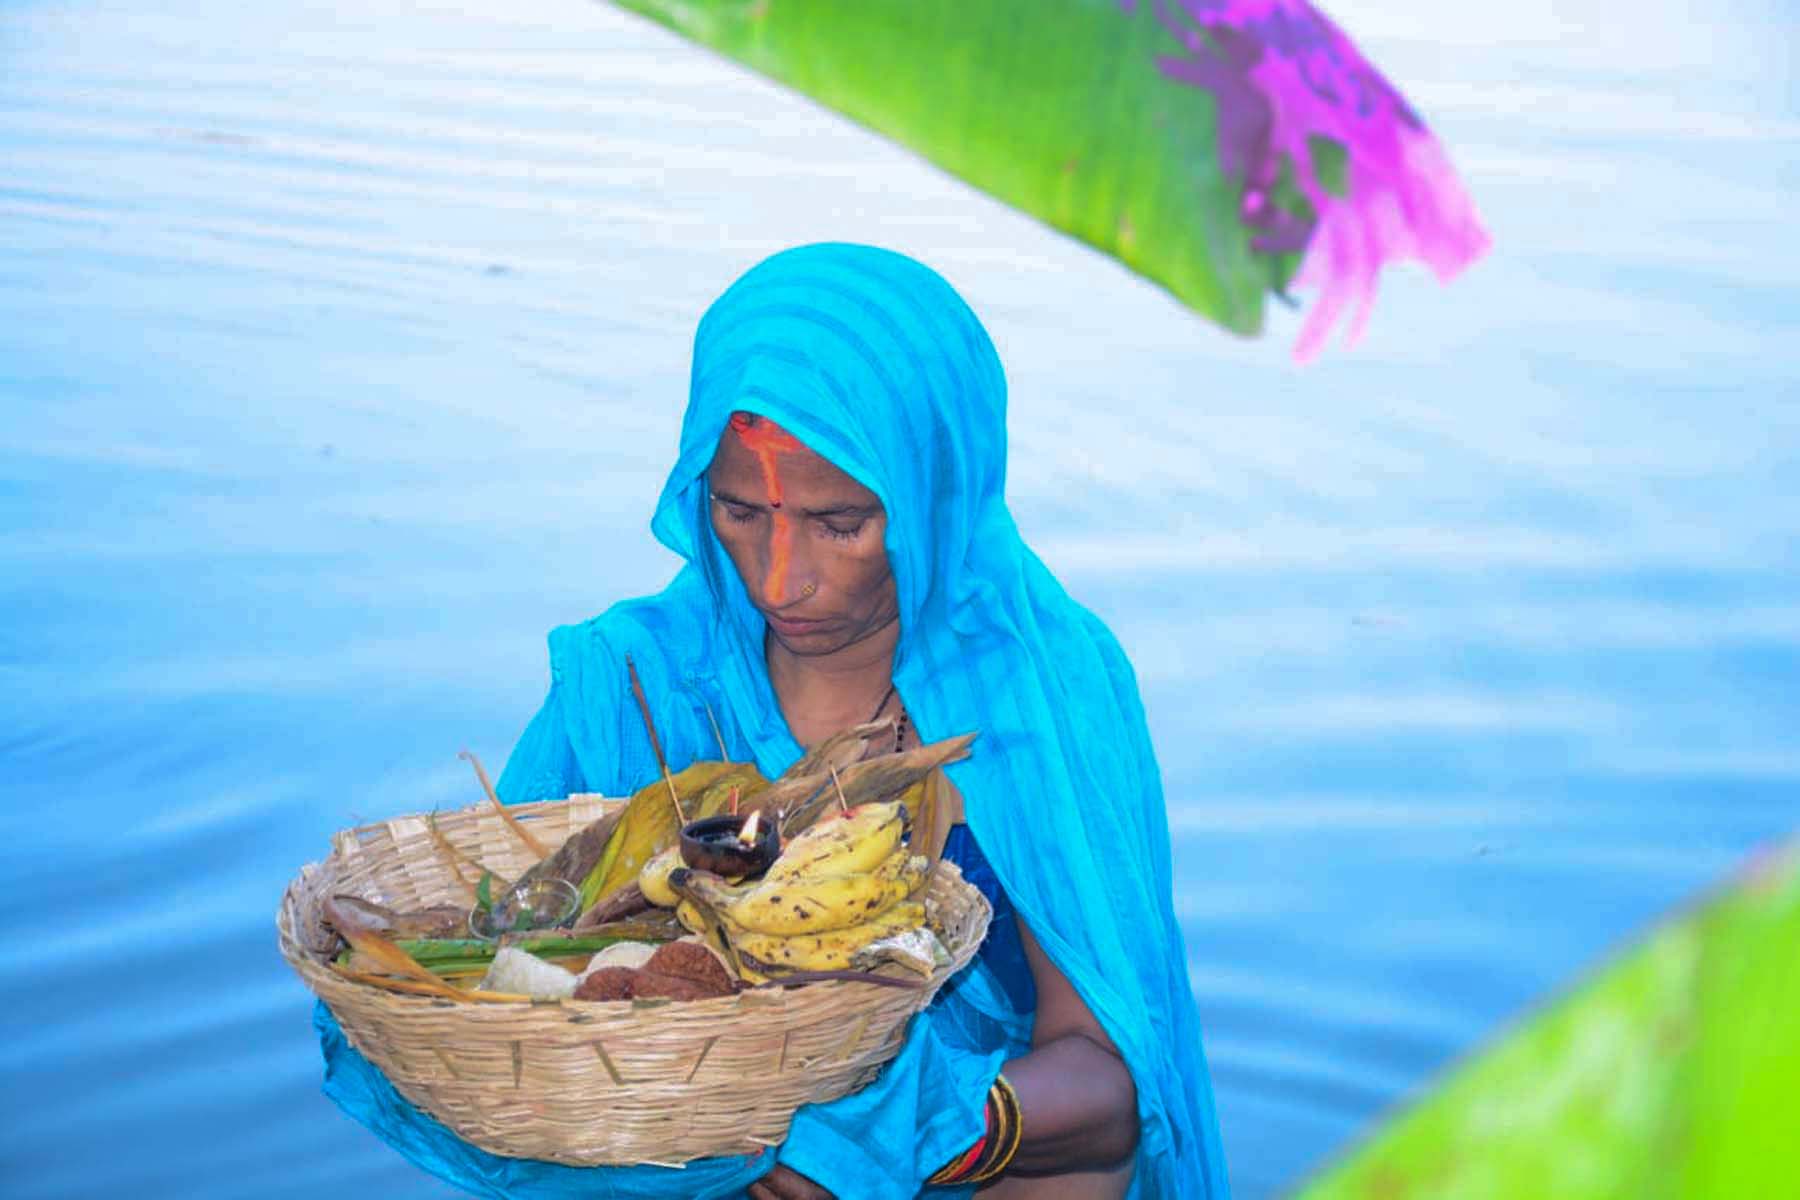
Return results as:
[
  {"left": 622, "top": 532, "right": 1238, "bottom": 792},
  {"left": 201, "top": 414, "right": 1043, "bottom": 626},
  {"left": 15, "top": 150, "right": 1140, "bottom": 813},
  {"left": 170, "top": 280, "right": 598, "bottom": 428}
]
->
[{"left": 707, "top": 413, "right": 899, "bottom": 657}]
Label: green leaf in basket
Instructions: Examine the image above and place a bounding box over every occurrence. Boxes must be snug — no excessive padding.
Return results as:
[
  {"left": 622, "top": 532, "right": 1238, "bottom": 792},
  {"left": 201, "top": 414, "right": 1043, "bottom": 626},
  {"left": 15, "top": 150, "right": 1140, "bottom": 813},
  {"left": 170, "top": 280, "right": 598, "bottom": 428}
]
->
[{"left": 476, "top": 870, "right": 495, "bottom": 913}]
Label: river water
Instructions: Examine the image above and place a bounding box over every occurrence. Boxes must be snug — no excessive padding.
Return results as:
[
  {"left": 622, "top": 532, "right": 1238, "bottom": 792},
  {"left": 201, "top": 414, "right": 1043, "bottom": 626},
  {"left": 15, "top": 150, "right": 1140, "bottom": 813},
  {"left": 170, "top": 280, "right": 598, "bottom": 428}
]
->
[{"left": 2, "top": 1, "right": 1795, "bottom": 1196}]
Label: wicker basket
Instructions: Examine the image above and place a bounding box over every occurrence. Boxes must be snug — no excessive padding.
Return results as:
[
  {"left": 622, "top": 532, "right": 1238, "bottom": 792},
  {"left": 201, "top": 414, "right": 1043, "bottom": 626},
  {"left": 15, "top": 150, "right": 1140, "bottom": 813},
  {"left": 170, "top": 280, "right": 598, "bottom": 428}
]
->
[{"left": 277, "top": 793, "right": 991, "bottom": 1166}]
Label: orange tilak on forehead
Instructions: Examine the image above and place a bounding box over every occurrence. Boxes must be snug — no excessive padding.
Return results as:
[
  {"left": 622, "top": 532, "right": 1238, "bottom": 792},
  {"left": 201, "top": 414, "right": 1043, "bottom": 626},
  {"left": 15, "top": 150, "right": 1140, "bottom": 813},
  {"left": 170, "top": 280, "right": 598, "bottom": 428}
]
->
[
  {"left": 728, "top": 412, "right": 808, "bottom": 599},
  {"left": 728, "top": 411, "right": 806, "bottom": 507}
]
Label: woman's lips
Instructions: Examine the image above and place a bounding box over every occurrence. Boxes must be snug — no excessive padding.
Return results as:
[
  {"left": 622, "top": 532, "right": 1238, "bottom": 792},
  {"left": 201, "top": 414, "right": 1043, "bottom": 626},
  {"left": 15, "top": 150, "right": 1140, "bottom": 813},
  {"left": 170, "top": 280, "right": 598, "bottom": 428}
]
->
[{"left": 767, "top": 614, "right": 828, "bottom": 636}]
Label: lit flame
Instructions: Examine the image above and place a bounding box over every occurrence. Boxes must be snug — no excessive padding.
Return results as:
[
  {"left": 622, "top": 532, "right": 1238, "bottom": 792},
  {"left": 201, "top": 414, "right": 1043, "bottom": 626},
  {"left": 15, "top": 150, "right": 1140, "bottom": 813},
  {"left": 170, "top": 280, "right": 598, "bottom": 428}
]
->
[{"left": 737, "top": 809, "right": 763, "bottom": 846}]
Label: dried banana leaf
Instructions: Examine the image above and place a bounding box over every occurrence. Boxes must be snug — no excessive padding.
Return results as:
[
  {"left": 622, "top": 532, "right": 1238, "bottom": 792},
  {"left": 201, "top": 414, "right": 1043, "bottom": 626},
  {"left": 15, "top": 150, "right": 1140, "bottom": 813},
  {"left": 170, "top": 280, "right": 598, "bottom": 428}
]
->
[
  {"left": 739, "top": 772, "right": 828, "bottom": 827},
  {"left": 509, "top": 805, "right": 626, "bottom": 901},
  {"left": 326, "top": 895, "right": 469, "bottom": 940},
  {"left": 323, "top": 896, "right": 471, "bottom": 998},
  {"left": 908, "top": 771, "right": 950, "bottom": 866},
  {"left": 735, "top": 718, "right": 913, "bottom": 829},
  {"left": 783, "top": 719, "right": 895, "bottom": 779},
  {"left": 575, "top": 881, "right": 651, "bottom": 928},
  {"left": 779, "top": 732, "right": 977, "bottom": 837},
  {"left": 690, "top": 762, "right": 772, "bottom": 814},
  {"left": 329, "top": 966, "right": 528, "bottom": 1004}
]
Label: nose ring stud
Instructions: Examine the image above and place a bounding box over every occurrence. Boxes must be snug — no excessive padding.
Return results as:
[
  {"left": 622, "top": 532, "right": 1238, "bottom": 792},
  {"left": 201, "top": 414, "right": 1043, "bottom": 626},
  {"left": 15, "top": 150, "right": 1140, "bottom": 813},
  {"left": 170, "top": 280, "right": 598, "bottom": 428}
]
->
[{"left": 801, "top": 582, "right": 817, "bottom": 597}]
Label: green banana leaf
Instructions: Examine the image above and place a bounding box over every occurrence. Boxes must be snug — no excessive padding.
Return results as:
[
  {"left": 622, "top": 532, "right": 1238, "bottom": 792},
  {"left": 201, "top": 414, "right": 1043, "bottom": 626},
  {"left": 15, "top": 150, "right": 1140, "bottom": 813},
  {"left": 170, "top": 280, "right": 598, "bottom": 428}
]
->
[
  {"left": 1289, "top": 839, "right": 1800, "bottom": 1199},
  {"left": 611, "top": 0, "right": 1294, "bottom": 335}
]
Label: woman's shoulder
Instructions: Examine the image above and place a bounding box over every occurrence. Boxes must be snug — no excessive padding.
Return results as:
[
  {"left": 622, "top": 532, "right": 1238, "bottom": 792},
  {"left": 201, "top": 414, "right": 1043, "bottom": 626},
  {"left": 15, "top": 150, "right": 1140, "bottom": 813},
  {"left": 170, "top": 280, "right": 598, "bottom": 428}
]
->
[
  {"left": 545, "top": 567, "right": 716, "bottom": 687},
  {"left": 1020, "top": 578, "right": 1146, "bottom": 691}
]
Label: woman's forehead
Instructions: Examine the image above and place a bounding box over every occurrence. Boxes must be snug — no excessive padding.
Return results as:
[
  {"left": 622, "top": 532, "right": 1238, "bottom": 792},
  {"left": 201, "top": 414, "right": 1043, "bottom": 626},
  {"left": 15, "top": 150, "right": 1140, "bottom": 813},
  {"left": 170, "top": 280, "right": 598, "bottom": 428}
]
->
[{"left": 707, "top": 421, "right": 879, "bottom": 506}]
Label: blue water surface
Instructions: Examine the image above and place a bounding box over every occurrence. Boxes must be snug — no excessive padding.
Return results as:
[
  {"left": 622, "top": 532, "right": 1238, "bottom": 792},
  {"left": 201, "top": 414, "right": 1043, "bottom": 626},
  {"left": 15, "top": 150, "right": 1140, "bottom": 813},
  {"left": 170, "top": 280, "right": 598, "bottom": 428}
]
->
[{"left": 2, "top": 1, "right": 1796, "bottom": 1197}]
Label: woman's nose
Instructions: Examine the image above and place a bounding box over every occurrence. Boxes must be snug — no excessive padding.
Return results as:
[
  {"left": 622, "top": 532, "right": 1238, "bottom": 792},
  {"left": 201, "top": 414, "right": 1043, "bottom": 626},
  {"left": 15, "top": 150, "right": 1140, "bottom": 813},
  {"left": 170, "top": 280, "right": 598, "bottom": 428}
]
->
[{"left": 759, "top": 512, "right": 812, "bottom": 608}]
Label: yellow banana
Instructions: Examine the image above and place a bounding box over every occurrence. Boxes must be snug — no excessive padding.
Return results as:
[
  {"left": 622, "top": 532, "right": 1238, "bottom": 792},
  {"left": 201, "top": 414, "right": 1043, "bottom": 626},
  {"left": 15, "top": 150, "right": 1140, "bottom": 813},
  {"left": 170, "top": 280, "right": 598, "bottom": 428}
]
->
[
  {"left": 638, "top": 845, "right": 683, "bottom": 908},
  {"left": 719, "top": 870, "right": 916, "bottom": 935},
  {"left": 768, "top": 800, "right": 907, "bottom": 881},
  {"left": 729, "top": 902, "right": 927, "bottom": 972},
  {"left": 675, "top": 899, "right": 709, "bottom": 935},
  {"left": 669, "top": 867, "right": 748, "bottom": 910},
  {"left": 869, "top": 851, "right": 931, "bottom": 895}
]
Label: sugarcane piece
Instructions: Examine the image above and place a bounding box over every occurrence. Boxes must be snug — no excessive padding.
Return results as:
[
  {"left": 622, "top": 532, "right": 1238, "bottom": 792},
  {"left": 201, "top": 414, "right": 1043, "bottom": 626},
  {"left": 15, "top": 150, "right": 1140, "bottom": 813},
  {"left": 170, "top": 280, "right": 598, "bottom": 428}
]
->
[{"left": 334, "top": 912, "right": 685, "bottom": 976}]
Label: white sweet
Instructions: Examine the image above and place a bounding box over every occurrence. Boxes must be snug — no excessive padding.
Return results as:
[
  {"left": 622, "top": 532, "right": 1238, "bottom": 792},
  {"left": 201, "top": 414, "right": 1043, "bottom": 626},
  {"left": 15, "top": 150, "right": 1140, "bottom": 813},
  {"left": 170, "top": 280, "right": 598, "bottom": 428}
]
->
[{"left": 480, "top": 946, "right": 579, "bottom": 999}]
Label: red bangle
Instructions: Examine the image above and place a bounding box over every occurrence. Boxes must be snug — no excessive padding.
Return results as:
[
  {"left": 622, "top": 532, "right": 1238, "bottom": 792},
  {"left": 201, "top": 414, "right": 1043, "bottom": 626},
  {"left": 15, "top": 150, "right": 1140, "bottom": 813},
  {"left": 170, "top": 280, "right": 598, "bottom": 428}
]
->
[
  {"left": 949, "top": 1135, "right": 987, "bottom": 1178},
  {"left": 926, "top": 1093, "right": 997, "bottom": 1186}
]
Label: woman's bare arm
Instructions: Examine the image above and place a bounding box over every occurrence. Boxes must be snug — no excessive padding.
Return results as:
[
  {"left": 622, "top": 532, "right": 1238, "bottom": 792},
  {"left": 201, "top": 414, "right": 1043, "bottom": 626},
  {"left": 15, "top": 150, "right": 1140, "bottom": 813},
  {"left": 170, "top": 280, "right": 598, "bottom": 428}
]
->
[{"left": 994, "top": 916, "right": 1140, "bottom": 1178}]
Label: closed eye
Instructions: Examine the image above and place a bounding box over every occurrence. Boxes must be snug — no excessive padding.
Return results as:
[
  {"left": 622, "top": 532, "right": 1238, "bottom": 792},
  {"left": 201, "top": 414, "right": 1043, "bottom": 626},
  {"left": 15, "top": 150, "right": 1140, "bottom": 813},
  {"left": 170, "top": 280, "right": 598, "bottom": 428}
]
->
[
  {"left": 713, "top": 497, "right": 759, "bottom": 524},
  {"left": 820, "top": 519, "right": 866, "bottom": 541}
]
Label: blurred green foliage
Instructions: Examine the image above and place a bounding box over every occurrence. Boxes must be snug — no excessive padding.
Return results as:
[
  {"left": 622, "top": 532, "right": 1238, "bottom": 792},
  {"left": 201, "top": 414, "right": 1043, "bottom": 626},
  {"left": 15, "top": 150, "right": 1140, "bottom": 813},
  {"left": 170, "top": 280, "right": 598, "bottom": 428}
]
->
[
  {"left": 612, "top": 0, "right": 1307, "bottom": 335},
  {"left": 1291, "top": 841, "right": 1799, "bottom": 1200}
]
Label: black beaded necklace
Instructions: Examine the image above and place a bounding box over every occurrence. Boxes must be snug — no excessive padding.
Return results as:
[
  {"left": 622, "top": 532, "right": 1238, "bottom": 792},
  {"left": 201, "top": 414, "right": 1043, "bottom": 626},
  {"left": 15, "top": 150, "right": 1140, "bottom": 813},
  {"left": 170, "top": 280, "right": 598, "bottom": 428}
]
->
[{"left": 866, "top": 682, "right": 908, "bottom": 753}]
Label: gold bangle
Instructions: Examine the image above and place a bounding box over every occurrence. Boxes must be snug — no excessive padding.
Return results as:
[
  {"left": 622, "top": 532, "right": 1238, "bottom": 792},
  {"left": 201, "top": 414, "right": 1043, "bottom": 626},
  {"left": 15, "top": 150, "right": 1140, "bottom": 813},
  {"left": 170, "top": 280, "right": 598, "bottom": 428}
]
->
[
  {"left": 967, "top": 1074, "right": 1024, "bottom": 1184},
  {"left": 926, "top": 1134, "right": 986, "bottom": 1187}
]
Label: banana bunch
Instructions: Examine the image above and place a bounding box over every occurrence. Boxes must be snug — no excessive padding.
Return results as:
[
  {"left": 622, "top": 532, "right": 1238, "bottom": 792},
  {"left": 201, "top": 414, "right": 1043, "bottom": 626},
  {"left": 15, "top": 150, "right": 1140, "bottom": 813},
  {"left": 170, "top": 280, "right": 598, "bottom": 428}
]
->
[{"left": 641, "top": 799, "right": 937, "bottom": 979}]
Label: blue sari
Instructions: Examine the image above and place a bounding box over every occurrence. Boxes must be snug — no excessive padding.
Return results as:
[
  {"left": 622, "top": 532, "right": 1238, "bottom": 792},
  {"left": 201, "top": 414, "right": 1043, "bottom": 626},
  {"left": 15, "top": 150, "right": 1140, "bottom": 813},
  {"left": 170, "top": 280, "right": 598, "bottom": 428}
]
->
[{"left": 316, "top": 243, "right": 1231, "bottom": 1198}]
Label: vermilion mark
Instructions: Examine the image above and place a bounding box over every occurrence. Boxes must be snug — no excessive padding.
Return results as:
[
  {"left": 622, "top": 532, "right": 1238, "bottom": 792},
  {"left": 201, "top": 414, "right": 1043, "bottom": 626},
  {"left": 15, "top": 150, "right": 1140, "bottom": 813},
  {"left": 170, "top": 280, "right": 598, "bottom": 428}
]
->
[{"left": 729, "top": 412, "right": 807, "bottom": 602}]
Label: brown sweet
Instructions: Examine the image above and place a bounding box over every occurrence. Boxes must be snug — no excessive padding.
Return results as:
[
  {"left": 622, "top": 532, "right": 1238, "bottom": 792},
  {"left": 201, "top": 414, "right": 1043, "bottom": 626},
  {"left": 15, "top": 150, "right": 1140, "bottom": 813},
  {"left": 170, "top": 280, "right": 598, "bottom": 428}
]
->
[
  {"left": 572, "top": 966, "right": 637, "bottom": 1002},
  {"left": 630, "top": 969, "right": 731, "bottom": 1001},
  {"left": 644, "top": 939, "right": 738, "bottom": 996}
]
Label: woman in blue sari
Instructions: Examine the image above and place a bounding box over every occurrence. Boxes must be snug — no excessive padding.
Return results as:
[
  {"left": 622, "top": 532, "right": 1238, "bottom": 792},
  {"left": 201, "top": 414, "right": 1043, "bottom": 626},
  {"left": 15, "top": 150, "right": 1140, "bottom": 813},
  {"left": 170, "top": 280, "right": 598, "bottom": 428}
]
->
[{"left": 316, "top": 243, "right": 1230, "bottom": 1198}]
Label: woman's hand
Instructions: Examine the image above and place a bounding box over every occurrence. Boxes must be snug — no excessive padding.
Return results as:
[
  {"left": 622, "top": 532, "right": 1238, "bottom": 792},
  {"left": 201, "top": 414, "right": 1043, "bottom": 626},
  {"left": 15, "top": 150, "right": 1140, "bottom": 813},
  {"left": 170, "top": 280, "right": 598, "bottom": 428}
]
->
[{"left": 749, "top": 1164, "right": 836, "bottom": 1200}]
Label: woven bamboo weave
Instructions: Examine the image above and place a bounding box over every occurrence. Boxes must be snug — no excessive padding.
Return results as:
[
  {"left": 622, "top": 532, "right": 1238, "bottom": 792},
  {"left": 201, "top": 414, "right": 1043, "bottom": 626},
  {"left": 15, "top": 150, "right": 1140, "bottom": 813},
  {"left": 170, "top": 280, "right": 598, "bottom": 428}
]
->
[{"left": 278, "top": 793, "right": 992, "bottom": 1165}]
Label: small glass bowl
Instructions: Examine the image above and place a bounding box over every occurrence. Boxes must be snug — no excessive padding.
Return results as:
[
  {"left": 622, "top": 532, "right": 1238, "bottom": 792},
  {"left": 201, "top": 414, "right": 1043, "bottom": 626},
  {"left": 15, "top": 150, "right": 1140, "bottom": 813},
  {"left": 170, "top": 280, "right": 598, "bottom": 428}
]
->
[{"left": 468, "top": 876, "right": 580, "bottom": 941}]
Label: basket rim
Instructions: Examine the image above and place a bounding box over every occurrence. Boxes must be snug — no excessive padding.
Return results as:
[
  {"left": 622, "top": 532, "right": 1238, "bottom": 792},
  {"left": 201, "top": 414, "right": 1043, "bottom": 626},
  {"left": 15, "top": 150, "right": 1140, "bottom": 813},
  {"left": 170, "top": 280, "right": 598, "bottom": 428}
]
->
[{"left": 277, "top": 796, "right": 991, "bottom": 1013}]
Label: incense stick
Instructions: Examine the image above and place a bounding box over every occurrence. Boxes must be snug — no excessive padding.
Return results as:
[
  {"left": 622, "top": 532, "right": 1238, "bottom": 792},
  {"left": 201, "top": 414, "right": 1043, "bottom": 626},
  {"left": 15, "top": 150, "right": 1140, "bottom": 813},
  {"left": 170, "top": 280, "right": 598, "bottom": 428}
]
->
[
  {"left": 626, "top": 653, "right": 686, "bottom": 823},
  {"left": 700, "top": 694, "right": 730, "bottom": 760}
]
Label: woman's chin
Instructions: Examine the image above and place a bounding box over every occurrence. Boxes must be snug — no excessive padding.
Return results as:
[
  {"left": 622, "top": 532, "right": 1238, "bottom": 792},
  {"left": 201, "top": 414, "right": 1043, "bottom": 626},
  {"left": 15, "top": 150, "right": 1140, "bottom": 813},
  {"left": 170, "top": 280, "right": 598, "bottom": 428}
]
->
[{"left": 767, "top": 620, "right": 863, "bottom": 658}]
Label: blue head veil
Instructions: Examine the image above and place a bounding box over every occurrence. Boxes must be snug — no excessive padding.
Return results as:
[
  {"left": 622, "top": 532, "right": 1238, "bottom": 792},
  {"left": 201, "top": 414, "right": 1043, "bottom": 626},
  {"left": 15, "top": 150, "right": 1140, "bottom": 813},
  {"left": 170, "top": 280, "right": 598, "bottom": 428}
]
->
[{"left": 316, "top": 244, "right": 1230, "bottom": 1199}]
